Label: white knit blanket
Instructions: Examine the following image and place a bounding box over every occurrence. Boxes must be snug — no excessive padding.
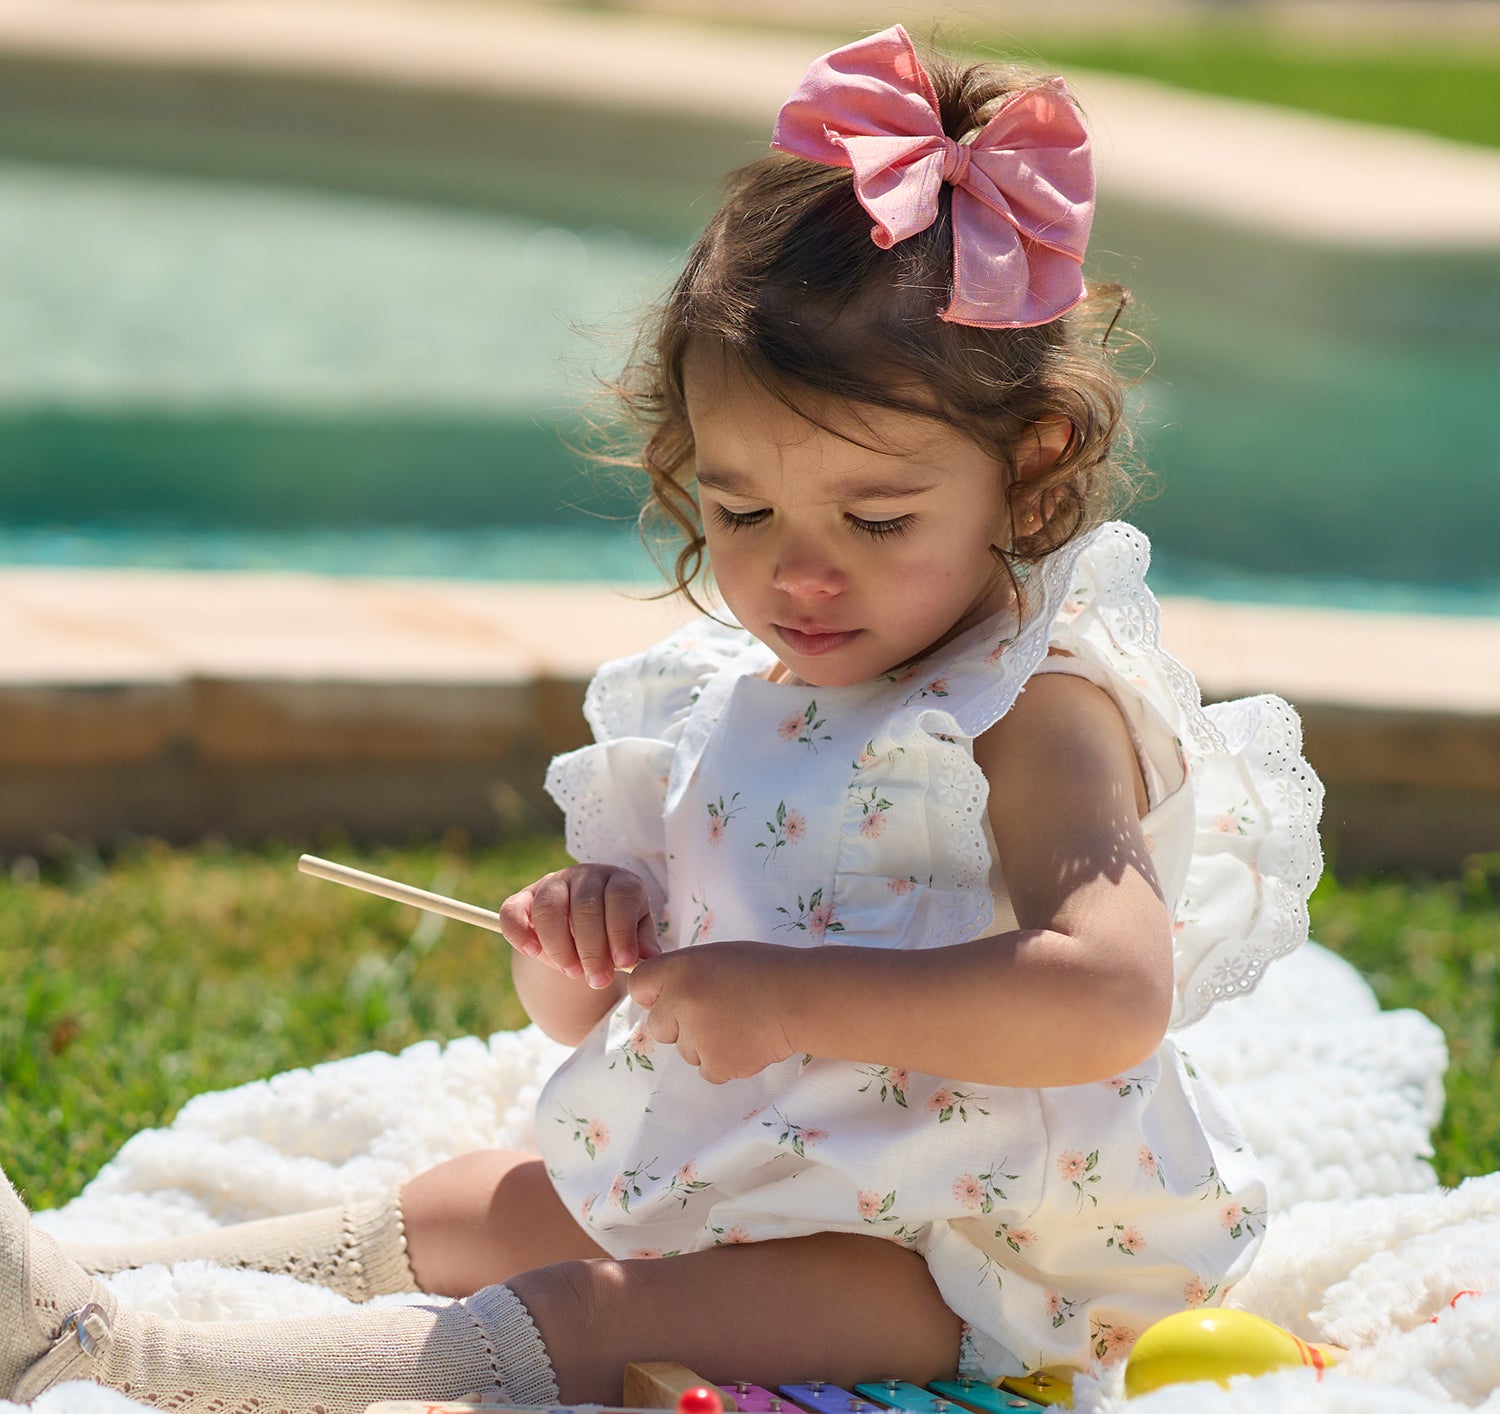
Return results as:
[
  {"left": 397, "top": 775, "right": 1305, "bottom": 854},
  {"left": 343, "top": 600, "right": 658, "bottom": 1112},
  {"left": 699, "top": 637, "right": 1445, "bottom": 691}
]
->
[{"left": 17, "top": 943, "right": 1500, "bottom": 1413}]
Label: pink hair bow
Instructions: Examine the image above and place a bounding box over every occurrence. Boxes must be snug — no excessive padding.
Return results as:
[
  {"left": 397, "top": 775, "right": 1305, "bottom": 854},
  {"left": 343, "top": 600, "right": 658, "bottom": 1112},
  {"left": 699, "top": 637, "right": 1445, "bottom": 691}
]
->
[{"left": 771, "top": 25, "right": 1095, "bottom": 328}]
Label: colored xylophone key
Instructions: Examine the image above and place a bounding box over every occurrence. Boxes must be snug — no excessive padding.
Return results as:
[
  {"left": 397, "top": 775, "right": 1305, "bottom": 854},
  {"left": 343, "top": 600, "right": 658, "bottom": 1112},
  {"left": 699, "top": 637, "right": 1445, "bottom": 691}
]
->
[
  {"left": 928, "top": 1379, "right": 1049, "bottom": 1412},
  {"left": 854, "top": 1380, "right": 1045, "bottom": 1414},
  {"left": 718, "top": 1385, "right": 797, "bottom": 1413}
]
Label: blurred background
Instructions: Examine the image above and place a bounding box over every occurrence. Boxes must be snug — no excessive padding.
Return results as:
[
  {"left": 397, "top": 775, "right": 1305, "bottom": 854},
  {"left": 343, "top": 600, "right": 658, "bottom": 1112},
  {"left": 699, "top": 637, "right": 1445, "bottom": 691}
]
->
[{"left": 3, "top": 0, "right": 1498, "bottom": 611}]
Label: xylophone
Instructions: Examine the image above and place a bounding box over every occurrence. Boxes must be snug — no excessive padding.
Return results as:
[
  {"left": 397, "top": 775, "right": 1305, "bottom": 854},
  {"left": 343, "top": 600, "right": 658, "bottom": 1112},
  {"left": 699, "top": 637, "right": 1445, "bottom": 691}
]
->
[{"left": 365, "top": 1362, "right": 1055, "bottom": 1414}]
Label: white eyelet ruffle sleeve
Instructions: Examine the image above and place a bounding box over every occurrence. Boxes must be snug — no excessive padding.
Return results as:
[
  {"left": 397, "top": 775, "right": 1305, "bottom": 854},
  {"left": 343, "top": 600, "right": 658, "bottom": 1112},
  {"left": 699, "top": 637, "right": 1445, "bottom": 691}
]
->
[
  {"left": 542, "top": 617, "right": 758, "bottom": 925},
  {"left": 1025, "top": 523, "right": 1325, "bottom": 1028}
]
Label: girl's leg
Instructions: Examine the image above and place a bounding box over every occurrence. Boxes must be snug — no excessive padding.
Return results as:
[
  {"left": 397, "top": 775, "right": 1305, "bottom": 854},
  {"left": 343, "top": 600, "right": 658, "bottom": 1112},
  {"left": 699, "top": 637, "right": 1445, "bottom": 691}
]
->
[
  {"left": 401, "top": 1149, "right": 610, "bottom": 1296},
  {"left": 3, "top": 1166, "right": 559, "bottom": 1411},
  {"left": 510, "top": 1233, "right": 964, "bottom": 1405},
  {"left": 66, "top": 1194, "right": 417, "bottom": 1301},
  {"left": 63, "top": 1148, "right": 604, "bottom": 1303}
]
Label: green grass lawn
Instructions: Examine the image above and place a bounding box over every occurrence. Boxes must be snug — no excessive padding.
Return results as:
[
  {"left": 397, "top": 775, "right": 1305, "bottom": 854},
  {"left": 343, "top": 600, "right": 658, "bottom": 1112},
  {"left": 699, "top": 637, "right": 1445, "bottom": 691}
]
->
[
  {"left": 1021, "top": 34, "right": 1500, "bottom": 151},
  {"left": 2, "top": 838, "right": 1497, "bottom": 1208}
]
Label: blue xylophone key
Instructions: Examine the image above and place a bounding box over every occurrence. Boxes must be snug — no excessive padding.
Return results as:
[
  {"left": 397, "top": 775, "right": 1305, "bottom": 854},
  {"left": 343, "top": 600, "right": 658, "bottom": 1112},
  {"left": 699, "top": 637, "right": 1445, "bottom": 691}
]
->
[
  {"left": 778, "top": 1384, "right": 877, "bottom": 1414},
  {"left": 927, "top": 1380, "right": 1048, "bottom": 1413},
  {"left": 852, "top": 1381, "right": 952, "bottom": 1411},
  {"left": 719, "top": 1384, "right": 804, "bottom": 1413}
]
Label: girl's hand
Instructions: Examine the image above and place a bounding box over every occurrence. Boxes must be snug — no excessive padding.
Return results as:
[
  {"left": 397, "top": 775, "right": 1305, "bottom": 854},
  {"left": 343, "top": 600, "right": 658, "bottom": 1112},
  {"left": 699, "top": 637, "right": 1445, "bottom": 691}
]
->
[
  {"left": 627, "top": 941, "right": 802, "bottom": 1084},
  {"left": 499, "top": 865, "right": 660, "bottom": 990}
]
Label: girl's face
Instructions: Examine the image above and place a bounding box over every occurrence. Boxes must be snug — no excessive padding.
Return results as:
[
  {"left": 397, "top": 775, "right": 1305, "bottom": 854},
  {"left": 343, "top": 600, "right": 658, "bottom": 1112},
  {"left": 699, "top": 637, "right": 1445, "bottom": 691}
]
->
[{"left": 684, "top": 344, "right": 1016, "bottom": 688}]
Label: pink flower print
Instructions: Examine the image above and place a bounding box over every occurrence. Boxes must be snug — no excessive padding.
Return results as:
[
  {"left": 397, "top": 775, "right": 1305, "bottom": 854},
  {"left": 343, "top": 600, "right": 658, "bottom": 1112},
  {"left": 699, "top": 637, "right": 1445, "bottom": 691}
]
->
[
  {"left": 857, "top": 1189, "right": 901, "bottom": 1226},
  {"left": 952, "top": 1174, "right": 984, "bottom": 1211},
  {"left": 707, "top": 814, "right": 725, "bottom": 846},
  {"left": 686, "top": 888, "right": 713, "bottom": 947},
  {"left": 1058, "top": 1148, "right": 1101, "bottom": 1207},
  {"left": 888, "top": 876, "right": 916, "bottom": 895},
  {"left": 859, "top": 810, "right": 888, "bottom": 839},
  {"left": 611, "top": 1158, "right": 661, "bottom": 1214},
  {"left": 1092, "top": 1321, "right": 1138, "bottom": 1367},
  {"left": 1000, "top": 1225, "right": 1036, "bottom": 1253},
  {"left": 1184, "top": 1275, "right": 1217, "bottom": 1307},
  {"left": 1119, "top": 1227, "right": 1146, "bottom": 1255},
  {"left": 775, "top": 887, "right": 844, "bottom": 938},
  {"left": 985, "top": 635, "right": 1016, "bottom": 666},
  {"left": 926, "top": 1086, "right": 991, "bottom": 1124},
  {"left": 629, "top": 1248, "right": 663, "bottom": 1260},
  {"left": 758, "top": 801, "right": 806, "bottom": 864},
  {"left": 1046, "top": 1288, "right": 1082, "bottom": 1329},
  {"left": 856, "top": 1065, "right": 910, "bottom": 1107},
  {"left": 677, "top": 1161, "right": 699, "bottom": 1184},
  {"left": 661, "top": 1159, "right": 711, "bottom": 1207},
  {"left": 560, "top": 1109, "right": 609, "bottom": 1159},
  {"left": 1209, "top": 803, "right": 1253, "bottom": 836},
  {"left": 784, "top": 699, "right": 832, "bottom": 751},
  {"left": 1172, "top": 918, "right": 1188, "bottom": 939},
  {"left": 580, "top": 1192, "right": 597, "bottom": 1220},
  {"left": 928, "top": 677, "right": 949, "bottom": 696},
  {"left": 722, "top": 1226, "right": 751, "bottom": 1244},
  {"left": 609, "top": 1026, "right": 655, "bottom": 1073},
  {"left": 1219, "top": 1195, "right": 1266, "bottom": 1241},
  {"left": 1138, "top": 1145, "right": 1158, "bottom": 1178},
  {"left": 856, "top": 740, "right": 879, "bottom": 769},
  {"left": 761, "top": 1107, "right": 827, "bottom": 1157}
]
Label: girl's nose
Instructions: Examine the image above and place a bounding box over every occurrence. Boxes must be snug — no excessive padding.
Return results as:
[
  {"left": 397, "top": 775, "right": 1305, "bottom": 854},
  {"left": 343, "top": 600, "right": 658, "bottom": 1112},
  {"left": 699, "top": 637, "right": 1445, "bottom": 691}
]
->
[{"left": 772, "top": 538, "right": 846, "bottom": 598}]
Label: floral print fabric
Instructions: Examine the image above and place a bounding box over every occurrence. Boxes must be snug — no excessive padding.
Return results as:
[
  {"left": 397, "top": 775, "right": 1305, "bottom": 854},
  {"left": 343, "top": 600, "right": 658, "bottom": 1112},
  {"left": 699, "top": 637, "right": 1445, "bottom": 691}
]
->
[{"left": 537, "top": 523, "right": 1321, "bottom": 1378}]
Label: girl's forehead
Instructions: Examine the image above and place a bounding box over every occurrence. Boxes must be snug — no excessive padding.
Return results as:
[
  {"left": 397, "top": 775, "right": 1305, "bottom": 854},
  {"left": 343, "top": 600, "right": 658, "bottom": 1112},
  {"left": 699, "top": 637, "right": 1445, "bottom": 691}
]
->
[{"left": 682, "top": 341, "right": 963, "bottom": 468}]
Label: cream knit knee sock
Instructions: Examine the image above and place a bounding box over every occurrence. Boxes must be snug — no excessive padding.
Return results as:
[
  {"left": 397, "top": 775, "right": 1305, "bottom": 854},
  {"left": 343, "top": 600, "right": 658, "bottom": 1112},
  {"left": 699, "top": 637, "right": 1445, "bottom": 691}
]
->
[
  {"left": 4, "top": 1174, "right": 558, "bottom": 1414},
  {"left": 64, "top": 1195, "right": 417, "bottom": 1301}
]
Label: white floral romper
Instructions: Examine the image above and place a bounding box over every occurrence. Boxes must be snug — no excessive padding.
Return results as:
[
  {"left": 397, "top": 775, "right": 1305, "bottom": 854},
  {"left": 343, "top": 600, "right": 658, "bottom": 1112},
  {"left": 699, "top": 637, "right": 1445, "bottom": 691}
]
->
[{"left": 539, "top": 522, "right": 1324, "bottom": 1378}]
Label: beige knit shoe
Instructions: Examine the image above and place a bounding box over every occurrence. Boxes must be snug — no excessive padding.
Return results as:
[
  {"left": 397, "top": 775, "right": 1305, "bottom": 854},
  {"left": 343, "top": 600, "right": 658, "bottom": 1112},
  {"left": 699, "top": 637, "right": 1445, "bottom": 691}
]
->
[
  {"left": 2, "top": 1169, "right": 119, "bottom": 1401},
  {"left": 4, "top": 1171, "right": 558, "bottom": 1414},
  {"left": 65, "top": 1195, "right": 417, "bottom": 1300}
]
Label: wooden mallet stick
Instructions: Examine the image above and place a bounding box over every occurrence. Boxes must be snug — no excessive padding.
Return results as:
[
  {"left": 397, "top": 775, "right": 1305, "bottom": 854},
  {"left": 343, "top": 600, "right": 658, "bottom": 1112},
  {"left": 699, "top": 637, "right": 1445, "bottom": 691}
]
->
[{"left": 297, "top": 853, "right": 505, "bottom": 934}]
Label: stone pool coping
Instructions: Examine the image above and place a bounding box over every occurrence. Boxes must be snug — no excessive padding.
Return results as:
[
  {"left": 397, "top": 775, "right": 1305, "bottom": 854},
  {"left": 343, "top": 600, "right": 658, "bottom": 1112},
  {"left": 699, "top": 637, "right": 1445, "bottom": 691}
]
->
[
  {"left": 3, "top": 568, "right": 1497, "bottom": 872},
  {"left": 2, "top": 0, "right": 1500, "bottom": 249}
]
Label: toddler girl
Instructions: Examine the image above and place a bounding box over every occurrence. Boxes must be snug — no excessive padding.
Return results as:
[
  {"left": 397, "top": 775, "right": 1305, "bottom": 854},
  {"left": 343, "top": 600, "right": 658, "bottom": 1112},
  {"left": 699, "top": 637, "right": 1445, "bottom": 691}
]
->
[{"left": 3, "top": 24, "right": 1321, "bottom": 1411}]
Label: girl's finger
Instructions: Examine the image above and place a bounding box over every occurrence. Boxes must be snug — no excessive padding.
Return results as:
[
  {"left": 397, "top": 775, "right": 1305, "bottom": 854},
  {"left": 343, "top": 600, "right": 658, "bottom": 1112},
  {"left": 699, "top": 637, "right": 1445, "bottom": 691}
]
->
[
  {"left": 564, "top": 873, "right": 616, "bottom": 989},
  {"left": 529, "top": 873, "right": 585, "bottom": 977},
  {"left": 603, "top": 873, "right": 650, "bottom": 969},
  {"left": 496, "top": 891, "right": 542, "bottom": 958}
]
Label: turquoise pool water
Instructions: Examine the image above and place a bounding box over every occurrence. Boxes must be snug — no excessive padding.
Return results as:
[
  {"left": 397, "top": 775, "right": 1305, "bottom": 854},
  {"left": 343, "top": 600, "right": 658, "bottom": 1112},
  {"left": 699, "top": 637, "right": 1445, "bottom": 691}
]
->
[{"left": 4, "top": 156, "right": 1498, "bottom": 615}]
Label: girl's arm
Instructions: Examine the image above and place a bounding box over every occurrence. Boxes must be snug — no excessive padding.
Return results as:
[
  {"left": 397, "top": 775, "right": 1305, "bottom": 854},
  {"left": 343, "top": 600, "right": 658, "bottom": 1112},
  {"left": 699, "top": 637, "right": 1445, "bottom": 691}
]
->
[{"left": 629, "top": 672, "right": 1174, "bottom": 1087}]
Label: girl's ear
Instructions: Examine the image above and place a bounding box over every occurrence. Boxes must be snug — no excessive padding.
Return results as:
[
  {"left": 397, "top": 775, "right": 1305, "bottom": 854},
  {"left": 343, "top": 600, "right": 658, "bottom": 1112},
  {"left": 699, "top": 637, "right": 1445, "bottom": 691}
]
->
[
  {"left": 1011, "top": 418, "right": 1073, "bottom": 535},
  {"left": 1016, "top": 417, "right": 1073, "bottom": 480}
]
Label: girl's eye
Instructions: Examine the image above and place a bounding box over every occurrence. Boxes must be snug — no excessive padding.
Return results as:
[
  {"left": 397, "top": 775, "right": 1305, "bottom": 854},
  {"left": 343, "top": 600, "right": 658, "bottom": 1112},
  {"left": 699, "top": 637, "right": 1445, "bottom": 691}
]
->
[
  {"left": 710, "top": 505, "right": 770, "bottom": 533},
  {"left": 848, "top": 514, "right": 913, "bottom": 540}
]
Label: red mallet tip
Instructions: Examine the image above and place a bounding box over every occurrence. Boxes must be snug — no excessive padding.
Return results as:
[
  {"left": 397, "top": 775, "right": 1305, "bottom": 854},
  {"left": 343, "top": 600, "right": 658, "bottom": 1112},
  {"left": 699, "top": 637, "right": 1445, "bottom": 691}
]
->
[{"left": 676, "top": 1388, "right": 725, "bottom": 1414}]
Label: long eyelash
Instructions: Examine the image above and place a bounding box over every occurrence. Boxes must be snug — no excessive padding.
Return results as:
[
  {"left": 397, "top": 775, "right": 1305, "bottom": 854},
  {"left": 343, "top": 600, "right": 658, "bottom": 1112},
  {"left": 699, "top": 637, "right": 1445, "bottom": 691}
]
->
[
  {"left": 849, "top": 515, "right": 913, "bottom": 540},
  {"left": 710, "top": 505, "right": 769, "bottom": 533}
]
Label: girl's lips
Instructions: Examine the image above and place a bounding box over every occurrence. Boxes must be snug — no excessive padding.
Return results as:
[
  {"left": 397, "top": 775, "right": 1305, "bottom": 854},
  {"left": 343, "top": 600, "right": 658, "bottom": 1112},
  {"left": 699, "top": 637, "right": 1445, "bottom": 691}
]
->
[{"left": 775, "top": 624, "right": 861, "bottom": 656}]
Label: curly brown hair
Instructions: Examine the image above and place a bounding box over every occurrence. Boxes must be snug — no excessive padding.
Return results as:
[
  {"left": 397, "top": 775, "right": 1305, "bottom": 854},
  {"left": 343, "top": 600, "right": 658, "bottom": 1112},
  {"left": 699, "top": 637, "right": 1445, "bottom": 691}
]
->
[{"left": 607, "top": 46, "right": 1139, "bottom": 611}]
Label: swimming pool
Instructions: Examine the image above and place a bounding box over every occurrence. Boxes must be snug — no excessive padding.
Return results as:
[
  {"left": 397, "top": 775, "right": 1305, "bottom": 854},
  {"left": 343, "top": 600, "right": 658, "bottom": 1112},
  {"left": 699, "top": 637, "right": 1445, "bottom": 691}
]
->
[{"left": 3, "top": 71, "right": 1497, "bottom": 616}]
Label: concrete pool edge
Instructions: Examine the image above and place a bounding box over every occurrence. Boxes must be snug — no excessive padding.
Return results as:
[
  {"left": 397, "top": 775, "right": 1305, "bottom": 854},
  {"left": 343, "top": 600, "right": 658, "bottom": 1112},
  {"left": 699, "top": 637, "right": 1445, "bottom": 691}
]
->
[{"left": 2, "top": 568, "right": 1496, "bottom": 872}]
